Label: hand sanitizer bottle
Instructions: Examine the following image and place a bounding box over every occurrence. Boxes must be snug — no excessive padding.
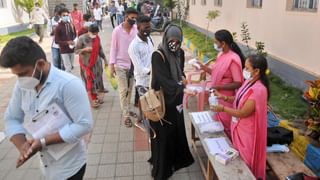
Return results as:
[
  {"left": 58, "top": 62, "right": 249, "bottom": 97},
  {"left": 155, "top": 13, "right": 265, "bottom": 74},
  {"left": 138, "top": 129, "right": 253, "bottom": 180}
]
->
[{"left": 209, "top": 90, "right": 218, "bottom": 107}]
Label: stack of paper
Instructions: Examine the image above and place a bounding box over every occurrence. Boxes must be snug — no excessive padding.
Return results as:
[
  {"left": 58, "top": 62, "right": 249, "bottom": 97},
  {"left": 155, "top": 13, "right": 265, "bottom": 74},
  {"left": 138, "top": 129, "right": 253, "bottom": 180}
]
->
[
  {"left": 186, "top": 84, "right": 204, "bottom": 93},
  {"left": 204, "top": 137, "right": 230, "bottom": 156},
  {"left": 199, "top": 121, "right": 224, "bottom": 134},
  {"left": 190, "top": 111, "right": 213, "bottom": 124}
]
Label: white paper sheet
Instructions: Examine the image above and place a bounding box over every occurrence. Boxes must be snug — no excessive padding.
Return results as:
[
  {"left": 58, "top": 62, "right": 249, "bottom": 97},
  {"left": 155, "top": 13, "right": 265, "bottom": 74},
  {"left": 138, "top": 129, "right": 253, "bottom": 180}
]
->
[
  {"left": 24, "top": 103, "right": 77, "bottom": 160},
  {"left": 199, "top": 121, "right": 224, "bottom": 134},
  {"left": 204, "top": 137, "right": 230, "bottom": 156},
  {"left": 190, "top": 111, "right": 213, "bottom": 124}
]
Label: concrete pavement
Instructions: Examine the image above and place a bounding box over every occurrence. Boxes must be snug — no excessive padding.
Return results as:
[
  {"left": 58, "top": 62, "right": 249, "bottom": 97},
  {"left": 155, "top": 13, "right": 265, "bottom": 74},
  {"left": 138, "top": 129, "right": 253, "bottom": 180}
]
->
[{"left": 0, "top": 16, "right": 204, "bottom": 180}]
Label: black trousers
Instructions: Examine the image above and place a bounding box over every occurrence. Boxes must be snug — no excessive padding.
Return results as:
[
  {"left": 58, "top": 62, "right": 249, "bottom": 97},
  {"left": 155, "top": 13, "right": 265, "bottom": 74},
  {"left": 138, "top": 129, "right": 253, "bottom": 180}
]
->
[
  {"left": 67, "top": 164, "right": 86, "bottom": 180},
  {"left": 110, "top": 14, "right": 116, "bottom": 28}
]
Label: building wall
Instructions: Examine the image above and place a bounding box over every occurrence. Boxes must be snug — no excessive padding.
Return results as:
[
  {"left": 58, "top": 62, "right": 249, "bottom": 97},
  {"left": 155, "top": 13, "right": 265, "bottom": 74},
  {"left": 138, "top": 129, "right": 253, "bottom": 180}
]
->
[
  {"left": 188, "top": 0, "right": 320, "bottom": 78},
  {"left": 0, "top": 0, "right": 29, "bottom": 28}
]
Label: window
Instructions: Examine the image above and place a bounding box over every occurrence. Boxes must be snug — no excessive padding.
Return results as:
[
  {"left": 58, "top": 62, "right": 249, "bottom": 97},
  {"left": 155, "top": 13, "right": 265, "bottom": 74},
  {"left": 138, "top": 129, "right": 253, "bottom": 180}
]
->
[
  {"left": 192, "top": 0, "right": 196, "bottom": 5},
  {"left": 287, "top": 0, "right": 318, "bottom": 12},
  {"left": 214, "top": 0, "right": 222, "bottom": 7},
  {"left": 0, "top": 0, "right": 7, "bottom": 8},
  {"left": 247, "top": 0, "right": 263, "bottom": 8},
  {"left": 201, "top": 0, "right": 206, "bottom": 5}
]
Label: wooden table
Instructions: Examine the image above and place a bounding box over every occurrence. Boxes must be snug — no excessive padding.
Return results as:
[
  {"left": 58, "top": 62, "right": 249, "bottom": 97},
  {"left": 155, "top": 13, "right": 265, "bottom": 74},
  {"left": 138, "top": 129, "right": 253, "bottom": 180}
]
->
[
  {"left": 267, "top": 151, "right": 315, "bottom": 180},
  {"left": 189, "top": 112, "right": 256, "bottom": 180}
]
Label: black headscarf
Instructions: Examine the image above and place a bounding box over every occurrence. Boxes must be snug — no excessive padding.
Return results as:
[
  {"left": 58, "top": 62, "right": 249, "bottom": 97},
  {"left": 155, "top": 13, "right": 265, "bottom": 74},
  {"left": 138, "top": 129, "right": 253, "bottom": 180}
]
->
[{"left": 158, "top": 25, "right": 183, "bottom": 83}]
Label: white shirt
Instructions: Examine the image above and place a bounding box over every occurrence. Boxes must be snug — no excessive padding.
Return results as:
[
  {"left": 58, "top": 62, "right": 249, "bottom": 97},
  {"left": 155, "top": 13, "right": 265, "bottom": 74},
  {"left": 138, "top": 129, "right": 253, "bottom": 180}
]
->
[
  {"left": 31, "top": 7, "right": 48, "bottom": 24},
  {"left": 48, "top": 17, "right": 60, "bottom": 48},
  {"left": 93, "top": 8, "right": 103, "bottom": 21},
  {"left": 5, "top": 66, "right": 92, "bottom": 180},
  {"left": 128, "top": 35, "right": 154, "bottom": 87}
]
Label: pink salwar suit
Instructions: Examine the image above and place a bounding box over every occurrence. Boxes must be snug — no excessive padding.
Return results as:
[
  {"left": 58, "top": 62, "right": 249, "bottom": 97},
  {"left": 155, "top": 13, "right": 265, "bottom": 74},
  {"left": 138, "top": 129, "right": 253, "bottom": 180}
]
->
[
  {"left": 210, "top": 51, "right": 243, "bottom": 138},
  {"left": 231, "top": 80, "right": 267, "bottom": 180},
  {"left": 71, "top": 10, "right": 83, "bottom": 34}
]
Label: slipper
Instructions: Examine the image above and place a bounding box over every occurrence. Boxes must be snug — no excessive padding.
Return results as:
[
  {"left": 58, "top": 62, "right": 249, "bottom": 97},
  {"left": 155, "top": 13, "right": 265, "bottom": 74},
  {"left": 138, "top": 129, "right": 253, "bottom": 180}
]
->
[
  {"left": 124, "top": 117, "right": 132, "bottom": 128},
  {"left": 129, "top": 111, "right": 138, "bottom": 118},
  {"left": 91, "top": 100, "right": 100, "bottom": 108},
  {"left": 99, "top": 89, "right": 109, "bottom": 93}
]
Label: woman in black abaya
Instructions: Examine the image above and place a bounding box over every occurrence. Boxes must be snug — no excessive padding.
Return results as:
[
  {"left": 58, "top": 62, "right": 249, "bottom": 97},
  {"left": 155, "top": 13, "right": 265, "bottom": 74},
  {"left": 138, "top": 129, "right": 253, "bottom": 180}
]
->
[{"left": 149, "top": 25, "right": 194, "bottom": 180}]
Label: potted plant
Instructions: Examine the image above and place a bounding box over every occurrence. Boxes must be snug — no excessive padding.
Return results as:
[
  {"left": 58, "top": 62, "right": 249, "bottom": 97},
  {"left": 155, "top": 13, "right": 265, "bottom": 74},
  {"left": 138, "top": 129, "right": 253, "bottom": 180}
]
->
[{"left": 304, "top": 79, "right": 320, "bottom": 142}]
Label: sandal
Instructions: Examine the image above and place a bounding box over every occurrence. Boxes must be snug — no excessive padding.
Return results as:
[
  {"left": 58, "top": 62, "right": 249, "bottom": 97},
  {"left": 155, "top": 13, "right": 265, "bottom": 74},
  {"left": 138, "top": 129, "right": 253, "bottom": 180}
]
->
[
  {"left": 124, "top": 117, "right": 133, "bottom": 128},
  {"left": 129, "top": 111, "right": 138, "bottom": 118},
  {"left": 91, "top": 100, "right": 100, "bottom": 108}
]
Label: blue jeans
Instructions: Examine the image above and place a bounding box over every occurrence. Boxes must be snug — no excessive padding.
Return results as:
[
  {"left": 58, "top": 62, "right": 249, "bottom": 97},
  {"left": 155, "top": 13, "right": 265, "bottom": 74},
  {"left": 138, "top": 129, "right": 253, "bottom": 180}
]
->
[
  {"left": 117, "top": 14, "right": 124, "bottom": 25},
  {"left": 52, "top": 47, "right": 64, "bottom": 70}
]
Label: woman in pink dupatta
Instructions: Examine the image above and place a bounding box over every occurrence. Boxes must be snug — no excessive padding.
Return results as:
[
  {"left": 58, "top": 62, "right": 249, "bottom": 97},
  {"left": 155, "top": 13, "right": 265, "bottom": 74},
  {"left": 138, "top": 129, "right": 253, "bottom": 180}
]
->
[
  {"left": 200, "top": 30, "right": 245, "bottom": 137},
  {"left": 71, "top": 3, "right": 83, "bottom": 34},
  {"left": 211, "top": 55, "right": 269, "bottom": 180}
]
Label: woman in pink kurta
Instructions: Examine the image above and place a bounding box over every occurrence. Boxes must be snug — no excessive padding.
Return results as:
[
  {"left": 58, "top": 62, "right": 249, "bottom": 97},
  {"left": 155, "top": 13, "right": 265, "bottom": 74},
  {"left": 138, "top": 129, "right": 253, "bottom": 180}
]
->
[
  {"left": 211, "top": 54, "right": 269, "bottom": 180},
  {"left": 71, "top": 3, "right": 83, "bottom": 34},
  {"left": 200, "top": 29, "right": 245, "bottom": 138}
]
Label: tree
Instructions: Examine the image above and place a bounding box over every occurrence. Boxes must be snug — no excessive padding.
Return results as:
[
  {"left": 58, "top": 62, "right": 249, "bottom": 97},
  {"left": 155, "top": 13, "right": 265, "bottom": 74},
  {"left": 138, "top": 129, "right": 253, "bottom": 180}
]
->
[
  {"left": 206, "top": 10, "right": 220, "bottom": 50},
  {"left": 163, "top": 0, "right": 177, "bottom": 19},
  {"left": 240, "top": 22, "right": 251, "bottom": 54},
  {"left": 177, "top": 0, "right": 190, "bottom": 27},
  {"left": 15, "top": 0, "right": 43, "bottom": 19}
]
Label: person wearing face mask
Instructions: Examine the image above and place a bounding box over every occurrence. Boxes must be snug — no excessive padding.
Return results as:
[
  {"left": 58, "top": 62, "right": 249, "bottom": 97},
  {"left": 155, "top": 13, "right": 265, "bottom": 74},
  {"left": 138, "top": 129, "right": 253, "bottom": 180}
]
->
[
  {"left": 71, "top": 3, "right": 83, "bottom": 35},
  {"left": 0, "top": 36, "right": 93, "bottom": 180},
  {"left": 109, "top": 8, "right": 138, "bottom": 127},
  {"left": 30, "top": 2, "right": 49, "bottom": 43},
  {"left": 149, "top": 25, "right": 194, "bottom": 180},
  {"left": 49, "top": 9, "right": 64, "bottom": 70},
  {"left": 128, "top": 15, "right": 154, "bottom": 127},
  {"left": 78, "top": 14, "right": 94, "bottom": 36},
  {"left": 211, "top": 55, "right": 269, "bottom": 180},
  {"left": 198, "top": 29, "right": 245, "bottom": 138},
  {"left": 76, "top": 24, "right": 107, "bottom": 108},
  {"left": 55, "top": 8, "right": 77, "bottom": 73},
  {"left": 93, "top": 3, "right": 103, "bottom": 31},
  {"left": 116, "top": 1, "right": 125, "bottom": 25}
]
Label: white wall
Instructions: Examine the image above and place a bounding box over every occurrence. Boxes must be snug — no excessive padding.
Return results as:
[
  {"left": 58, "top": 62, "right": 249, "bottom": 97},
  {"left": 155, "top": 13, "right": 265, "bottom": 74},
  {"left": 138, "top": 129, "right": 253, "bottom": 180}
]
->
[
  {"left": 188, "top": 0, "right": 320, "bottom": 76},
  {"left": 0, "top": 0, "right": 29, "bottom": 27}
]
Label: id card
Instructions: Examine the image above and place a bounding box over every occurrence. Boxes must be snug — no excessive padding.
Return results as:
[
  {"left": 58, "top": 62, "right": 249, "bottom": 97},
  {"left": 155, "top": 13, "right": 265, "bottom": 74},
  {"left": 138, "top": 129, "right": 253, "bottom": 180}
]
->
[
  {"left": 232, "top": 116, "right": 238, "bottom": 123},
  {"left": 176, "top": 104, "right": 183, "bottom": 113}
]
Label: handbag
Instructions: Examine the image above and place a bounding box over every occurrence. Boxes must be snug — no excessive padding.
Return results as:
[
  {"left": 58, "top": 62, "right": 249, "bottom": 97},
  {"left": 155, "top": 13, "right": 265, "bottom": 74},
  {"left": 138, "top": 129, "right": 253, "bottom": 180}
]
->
[
  {"left": 286, "top": 172, "right": 320, "bottom": 180},
  {"left": 139, "top": 50, "right": 169, "bottom": 125},
  {"left": 267, "top": 126, "right": 293, "bottom": 146}
]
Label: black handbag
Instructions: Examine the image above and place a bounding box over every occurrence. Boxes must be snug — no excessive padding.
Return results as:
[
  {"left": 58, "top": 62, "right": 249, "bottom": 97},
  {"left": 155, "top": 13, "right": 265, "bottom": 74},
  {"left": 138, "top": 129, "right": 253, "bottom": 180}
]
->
[
  {"left": 286, "top": 172, "right": 320, "bottom": 180},
  {"left": 267, "top": 126, "right": 293, "bottom": 146}
]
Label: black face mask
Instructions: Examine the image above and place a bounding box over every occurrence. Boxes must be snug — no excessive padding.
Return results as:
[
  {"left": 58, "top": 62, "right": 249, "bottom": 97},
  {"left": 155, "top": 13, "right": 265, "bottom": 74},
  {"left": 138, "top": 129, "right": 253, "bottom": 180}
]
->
[{"left": 128, "top": 19, "right": 136, "bottom": 26}]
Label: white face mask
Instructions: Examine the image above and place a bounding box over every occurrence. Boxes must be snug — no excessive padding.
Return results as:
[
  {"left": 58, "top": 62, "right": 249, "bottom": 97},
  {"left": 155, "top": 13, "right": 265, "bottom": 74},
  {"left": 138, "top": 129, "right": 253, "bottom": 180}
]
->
[
  {"left": 243, "top": 69, "right": 253, "bottom": 80},
  {"left": 214, "top": 43, "right": 223, "bottom": 52},
  {"left": 89, "top": 34, "right": 97, "bottom": 39},
  {"left": 84, "top": 21, "right": 93, "bottom": 27},
  {"left": 17, "top": 63, "right": 42, "bottom": 90}
]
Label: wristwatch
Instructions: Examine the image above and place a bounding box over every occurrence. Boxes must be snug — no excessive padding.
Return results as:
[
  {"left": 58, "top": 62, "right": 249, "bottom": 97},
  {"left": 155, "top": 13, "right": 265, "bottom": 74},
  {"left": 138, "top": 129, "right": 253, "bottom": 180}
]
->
[{"left": 40, "top": 138, "right": 46, "bottom": 149}]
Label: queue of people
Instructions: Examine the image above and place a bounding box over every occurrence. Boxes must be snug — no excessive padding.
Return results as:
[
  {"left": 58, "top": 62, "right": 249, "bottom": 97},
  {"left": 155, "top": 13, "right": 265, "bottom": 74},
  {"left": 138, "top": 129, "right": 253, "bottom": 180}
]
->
[{"left": 0, "top": 1, "right": 270, "bottom": 180}]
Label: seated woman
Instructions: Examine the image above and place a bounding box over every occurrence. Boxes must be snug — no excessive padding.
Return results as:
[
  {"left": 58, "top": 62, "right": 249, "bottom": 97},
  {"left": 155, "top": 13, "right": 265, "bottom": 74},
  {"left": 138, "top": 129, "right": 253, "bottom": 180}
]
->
[
  {"left": 211, "top": 54, "right": 269, "bottom": 180},
  {"left": 198, "top": 29, "right": 245, "bottom": 138}
]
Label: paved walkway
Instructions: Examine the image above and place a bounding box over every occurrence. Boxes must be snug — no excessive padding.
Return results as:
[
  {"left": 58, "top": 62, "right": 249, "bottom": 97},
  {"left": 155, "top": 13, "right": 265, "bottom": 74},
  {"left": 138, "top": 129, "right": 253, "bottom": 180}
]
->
[{"left": 0, "top": 17, "right": 204, "bottom": 180}]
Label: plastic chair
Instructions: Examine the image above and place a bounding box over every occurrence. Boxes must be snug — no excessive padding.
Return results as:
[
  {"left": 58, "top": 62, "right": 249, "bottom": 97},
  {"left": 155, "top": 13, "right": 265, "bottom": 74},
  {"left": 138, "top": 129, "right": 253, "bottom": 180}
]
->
[{"left": 184, "top": 70, "right": 211, "bottom": 111}]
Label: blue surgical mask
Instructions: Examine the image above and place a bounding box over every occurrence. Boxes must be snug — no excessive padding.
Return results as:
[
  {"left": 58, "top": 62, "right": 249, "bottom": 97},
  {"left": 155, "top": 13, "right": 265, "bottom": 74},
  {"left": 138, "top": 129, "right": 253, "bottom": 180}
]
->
[
  {"left": 84, "top": 21, "right": 93, "bottom": 27},
  {"left": 214, "top": 43, "right": 222, "bottom": 52},
  {"left": 62, "top": 16, "right": 70, "bottom": 22},
  {"left": 243, "top": 69, "right": 253, "bottom": 80}
]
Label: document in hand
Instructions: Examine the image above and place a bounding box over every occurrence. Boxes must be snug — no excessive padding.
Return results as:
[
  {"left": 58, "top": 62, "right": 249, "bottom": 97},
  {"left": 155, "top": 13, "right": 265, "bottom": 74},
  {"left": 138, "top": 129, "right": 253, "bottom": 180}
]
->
[{"left": 24, "top": 103, "right": 77, "bottom": 160}]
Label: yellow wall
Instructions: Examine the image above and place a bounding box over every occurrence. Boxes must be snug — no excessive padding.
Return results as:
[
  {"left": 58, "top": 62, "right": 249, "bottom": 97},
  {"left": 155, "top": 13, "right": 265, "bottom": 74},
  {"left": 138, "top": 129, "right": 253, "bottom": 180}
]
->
[{"left": 188, "top": 0, "right": 320, "bottom": 76}]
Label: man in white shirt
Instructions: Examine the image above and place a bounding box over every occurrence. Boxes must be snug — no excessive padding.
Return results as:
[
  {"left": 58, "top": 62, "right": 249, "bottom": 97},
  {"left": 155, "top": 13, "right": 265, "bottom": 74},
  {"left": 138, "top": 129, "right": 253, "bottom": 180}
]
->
[
  {"left": 128, "top": 15, "right": 153, "bottom": 126},
  {"left": 93, "top": 3, "right": 103, "bottom": 30},
  {"left": 30, "top": 2, "right": 48, "bottom": 43},
  {"left": 116, "top": 1, "right": 125, "bottom": 25}
]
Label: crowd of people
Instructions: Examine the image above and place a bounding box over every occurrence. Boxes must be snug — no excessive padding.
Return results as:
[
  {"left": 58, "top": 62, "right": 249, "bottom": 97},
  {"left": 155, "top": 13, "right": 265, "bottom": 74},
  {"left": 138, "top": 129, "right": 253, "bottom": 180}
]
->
[{"left": 0, "top": 1, "right": 270, "bottom": 180}]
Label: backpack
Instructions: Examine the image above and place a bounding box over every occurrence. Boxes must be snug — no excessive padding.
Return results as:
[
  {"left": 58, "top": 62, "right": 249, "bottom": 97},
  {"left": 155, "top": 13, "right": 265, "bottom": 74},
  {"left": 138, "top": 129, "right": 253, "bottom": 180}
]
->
[{"left": 139, "top": 50, "right": 169, "bottom": 125}]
